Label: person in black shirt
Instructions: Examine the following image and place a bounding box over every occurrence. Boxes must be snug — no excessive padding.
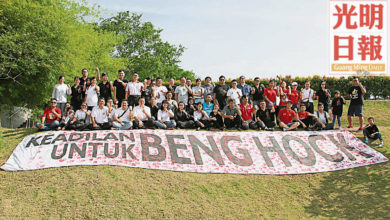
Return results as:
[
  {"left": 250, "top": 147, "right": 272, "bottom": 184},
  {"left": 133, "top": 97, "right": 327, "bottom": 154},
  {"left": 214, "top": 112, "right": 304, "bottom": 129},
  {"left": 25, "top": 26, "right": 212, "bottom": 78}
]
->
[
  {"left": 209, "top": 103, "right": 224, "bottom": 130},
  {"left": 142, "top": 77, "right": 153, "bottom": 106},
  {"left": 98, "top": 73, "right": 113, "bottom": 103},
  {"left": 71, "top": 77, "right": 84, "bottom": 110},
  {"left": 316, "top": 81, "right": 331, "bottom": 112},
  {"left": 251, "top": 77, "right": 265, "bottom": 109},
  {"left": 149, "top": 96, "right": 159, "bottom": 120},
  {"left": 186, "top": 97, "right": 196, "bottom": 117},
  {"left": 175, "top": 101, "right": 195, "bottom": 129},
  {"left": 363, "top": 117, "right": 383, "bottom": 147},
  {"left": 167, "top": 77, "right": 176, "bottom": 94},
  {"left": 255, "top": 100, "right": 276, "bottom": 130},
  {"left": 330, "top": 90, "right": 346, "bottom": 129},
  {"left": 213, "top": 75, "right": 230, "bottom": 110},
  {"left": 113, "top": 69, "right": 129, "bottom": 106},
  {"left": 80, "top": 67, "right": 100, "bottom": 99},
  {"left": 347, "top": 77, "right": 366, "bottom": 130}
]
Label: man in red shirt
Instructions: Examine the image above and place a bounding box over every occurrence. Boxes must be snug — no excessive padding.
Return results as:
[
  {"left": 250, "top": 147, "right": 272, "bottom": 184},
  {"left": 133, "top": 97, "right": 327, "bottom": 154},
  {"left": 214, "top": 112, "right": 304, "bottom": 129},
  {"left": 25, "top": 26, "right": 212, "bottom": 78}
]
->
[
  {"left": 289, "top": 82, "right": 301, "bottom": 112},
  {"left": 296, "top": 104, "right": 315, "bottom": 130},
  {"left": 36, "top": 98, "right": 61, "bottom": 131},
  {"left": 277, "top": 101, "right": 300, "bottom": 131},
  {"left": 240, "top": 95, "right": 257, "bottom": 130}
]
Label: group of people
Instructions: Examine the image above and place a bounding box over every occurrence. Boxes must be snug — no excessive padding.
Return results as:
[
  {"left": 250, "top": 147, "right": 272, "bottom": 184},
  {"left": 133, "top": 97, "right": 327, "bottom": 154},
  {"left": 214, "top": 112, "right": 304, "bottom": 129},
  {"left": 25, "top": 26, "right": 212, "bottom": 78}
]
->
[{"left": 36, "top": 68, "right": 384, "bottom": 147}]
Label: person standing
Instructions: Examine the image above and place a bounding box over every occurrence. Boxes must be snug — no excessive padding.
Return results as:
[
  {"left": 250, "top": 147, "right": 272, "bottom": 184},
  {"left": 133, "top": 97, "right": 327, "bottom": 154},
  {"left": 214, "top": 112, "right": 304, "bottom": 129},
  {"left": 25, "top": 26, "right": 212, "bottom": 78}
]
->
[
  {"left": 237, "top": 76, "right": 252, "bottom": 104},
  {"left": 175, "top": 76, "right": 193, "bottom": 106},
  {"left": 98, "top": 72, "right": 113, "bottom": 103},
  {"left": 330, "top": 90, "right": 346, "bottom": 129},
  {"left": 167, "top": 77, "right": 176, "bottom": 94},
  {"left": 213, "top": 75, "right": 230, "bottom": 110},
  {"left": 141, "top": 77, "right": 154, "bottom": 106},
  {"left": 316, "top": 81, "right": 331, "bottom": 112},
  {"left": 70, "top": 77, "right": 84, "bottom": 111},
  {"left": 227, "top": 79, "right": 242, "bottom": 105},
  {"left": 80, "top": 68, "right": 100, "bottom": 99},
  {"left": 36, "top": 98, "right": 61, "bottom": 131},
  {"left": 192, "top": 78, "right": 205, "bottom": 104},
  {"left": 153, "top": 77, "right": 167, "bottom": 107},
  {"left": 52, "top": 75, "right": 71, "bottom": 116},
  {"left": 347, "top": 77, "right": 366, "bottom": 130},
  {"left": 84, "top": 77, "right": 100, "bottom": 111},
  {"left": 289, "top": 82, "right": 301, "bottom": 112},
  {"left": 113, "top": 69, "right": 129, "bottom": 107},
  {"left": 202, "top": 76, "right": 214, "bottom": 100},
  {"left": 251, "top": 77, "right": 265, "bottom": 108},
  {"left": 125, "top": 72, "right": 143, "bottom": 108},
  {"left": 301, "top": 80, "right": 316, "bottom": 113},
  {"left": 264, "top": 79, "right": 277, "bottom": 109}
]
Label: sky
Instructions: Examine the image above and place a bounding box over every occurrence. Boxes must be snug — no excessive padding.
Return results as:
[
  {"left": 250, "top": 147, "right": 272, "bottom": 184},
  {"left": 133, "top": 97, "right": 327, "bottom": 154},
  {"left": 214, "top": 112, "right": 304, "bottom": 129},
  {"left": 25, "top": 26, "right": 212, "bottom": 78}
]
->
[{"left": 85, "top": 0, "right": 388, "bottom": 80}]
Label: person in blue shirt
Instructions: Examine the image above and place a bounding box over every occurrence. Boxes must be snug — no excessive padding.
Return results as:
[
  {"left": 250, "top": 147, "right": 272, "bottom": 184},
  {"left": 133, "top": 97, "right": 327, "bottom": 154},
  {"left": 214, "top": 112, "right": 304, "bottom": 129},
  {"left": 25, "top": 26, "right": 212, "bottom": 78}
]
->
[
  {"left": 237, "top": 75, "right": 252, "bottom": 104},
  {"left": 202, "top": 94, "right": 214, "bottom": 116}
]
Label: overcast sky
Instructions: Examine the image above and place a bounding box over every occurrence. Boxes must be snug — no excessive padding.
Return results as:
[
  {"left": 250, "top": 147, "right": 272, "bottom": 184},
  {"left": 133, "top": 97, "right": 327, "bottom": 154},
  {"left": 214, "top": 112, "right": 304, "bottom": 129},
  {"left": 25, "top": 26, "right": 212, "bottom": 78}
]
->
[{"left": 85, "top": 0, "right": 388, "bottom": 80}]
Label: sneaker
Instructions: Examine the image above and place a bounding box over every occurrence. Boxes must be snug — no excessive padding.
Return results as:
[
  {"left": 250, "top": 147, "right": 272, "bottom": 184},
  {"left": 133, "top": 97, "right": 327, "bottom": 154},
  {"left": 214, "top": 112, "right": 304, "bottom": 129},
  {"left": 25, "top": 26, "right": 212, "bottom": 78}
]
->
[
  {"left": 379, "top": 142, "right": 384, "bottom": 147},
  {"left": 267, "top": 128, "right": 274, "bottom": 131},
  {"left": 365, "top": 138, "right": 369, "bottom": 144},
  {"left": 196, "top": 127, "right": 200, "bottom": 131},
  {"left": 347, "top": 125, "right": 354, "bottom": 129},
  {"left": 283, "top": 128, "right": 288, "bottom": 131}
]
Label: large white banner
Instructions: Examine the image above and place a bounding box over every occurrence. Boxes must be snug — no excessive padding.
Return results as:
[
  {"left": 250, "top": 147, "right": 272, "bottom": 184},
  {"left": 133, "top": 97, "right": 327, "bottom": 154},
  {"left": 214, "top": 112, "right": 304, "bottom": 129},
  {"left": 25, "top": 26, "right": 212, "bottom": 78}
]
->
[{"left": 1, "top": 130, "right": 388, "bottom": 174}]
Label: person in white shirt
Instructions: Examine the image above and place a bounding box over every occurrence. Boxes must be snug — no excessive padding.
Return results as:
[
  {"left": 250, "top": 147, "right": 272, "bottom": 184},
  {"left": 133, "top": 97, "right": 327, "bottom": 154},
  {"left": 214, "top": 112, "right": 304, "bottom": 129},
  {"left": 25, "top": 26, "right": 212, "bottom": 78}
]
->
[
  {"left": 175, "top": 76, "right": 193, "bottom": 105},
  {"left": 69, "top": 102, "right": 90, "bottom": 130},
  {"left": 192, "top": 78, "right": 205, "bottom": 104},
  {"left": 125, "top": 72, "right": 144, "bottom": 108},
  {"left": 133, "top": 97, "right": 155, "bottom": 129},
  {"left": 227, "top": 79, "right": 242, "bottom": 105},
  {"left": 301, "top": 80, "right": 316, "bottom": 113},
  {"left": 194, "top": 102, "right": 210, "bottom": 131},
  {"left": 52, "top": 75, "right": 71, "bottom": 116},
  {"left": 89, "top": 98, "right": 112, "bottom": 130},
  {"left": 314, "top": 102, "right": 333, "bottom": 130},
  {"left": 155, "top": 100, "right": 176, "bottom": 129},
  {"left": 153, "top": 77, "right": 168, "bottom": 107},
  {"left": 84, "top": 77, "right": 100, "bottom": 111},
  {"left": 113, "top": 100, "right": 133, "bottom": 130}
]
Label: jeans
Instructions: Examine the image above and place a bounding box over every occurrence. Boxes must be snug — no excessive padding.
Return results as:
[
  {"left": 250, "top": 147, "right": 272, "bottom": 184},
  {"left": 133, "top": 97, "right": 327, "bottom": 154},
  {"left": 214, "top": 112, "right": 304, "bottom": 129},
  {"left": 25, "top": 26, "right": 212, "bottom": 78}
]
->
[
  {"left": 363, "top": 129, "right": 383, "bottom": 141},
  {"left": 332, "top": 114, "right": 342, "bottom": 127},
  {"left": 57, "top": 103, "right": 66, "bottom": 116},
  {"left": 113, "top": 121, "right": 133, "bottom": 130},
  {"left": 36, "top": 121, "right": 60, "bottom": 131},
  {"left": 155, "top": 120, "right": 176, "bottom": 129}
]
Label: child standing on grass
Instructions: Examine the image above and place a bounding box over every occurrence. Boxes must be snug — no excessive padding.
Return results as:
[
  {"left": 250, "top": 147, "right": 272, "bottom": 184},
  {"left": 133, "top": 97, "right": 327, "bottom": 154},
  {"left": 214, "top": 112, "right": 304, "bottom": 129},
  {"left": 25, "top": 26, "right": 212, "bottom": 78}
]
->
[
  {"left": 330, "top": 90, "right": 346, "bottom": 129},
  {"left": 363, "top": 117, "right": 384, "bottom": 147}
]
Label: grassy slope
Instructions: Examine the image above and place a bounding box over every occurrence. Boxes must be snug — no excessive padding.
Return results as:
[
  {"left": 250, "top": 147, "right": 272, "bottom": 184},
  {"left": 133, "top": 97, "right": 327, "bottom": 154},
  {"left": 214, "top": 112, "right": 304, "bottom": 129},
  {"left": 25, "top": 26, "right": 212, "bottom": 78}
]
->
[{"left": 0, "top": 101, "right": 389, "bottom": 219}]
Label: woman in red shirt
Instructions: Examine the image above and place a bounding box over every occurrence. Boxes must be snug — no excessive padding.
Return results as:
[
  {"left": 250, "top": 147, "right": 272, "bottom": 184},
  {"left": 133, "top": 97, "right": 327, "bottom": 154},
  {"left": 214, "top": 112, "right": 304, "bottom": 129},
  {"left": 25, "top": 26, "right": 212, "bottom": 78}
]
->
[{"left": 289, "top": 82, "right": 301, "bottom": 112}]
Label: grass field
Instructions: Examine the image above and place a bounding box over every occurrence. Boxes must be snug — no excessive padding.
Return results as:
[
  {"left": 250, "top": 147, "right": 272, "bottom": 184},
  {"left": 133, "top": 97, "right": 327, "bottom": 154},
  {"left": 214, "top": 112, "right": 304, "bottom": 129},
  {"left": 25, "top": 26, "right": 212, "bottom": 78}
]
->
[{"left": 0, "top": 100, "right": 389, "bottom": 219}]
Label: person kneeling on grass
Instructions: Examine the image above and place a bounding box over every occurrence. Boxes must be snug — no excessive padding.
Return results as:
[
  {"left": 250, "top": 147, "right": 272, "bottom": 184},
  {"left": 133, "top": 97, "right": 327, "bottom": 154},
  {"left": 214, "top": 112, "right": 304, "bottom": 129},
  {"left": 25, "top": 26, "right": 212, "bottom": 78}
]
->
[
  {"left": 277, "top": 101, "right": 300, "bottom": 131},
  {"left": 313, "top": 102, "right": 334, "bottom": 130},
  {"left": 255, "top": 100, "right": 276, "bottom": 131},
  {"left": 89, "top": 98, "right": 113, "bottom": 130},
  {"left": 222, "top": 99, "right": 242, "bottom": 130},
  {"left": 112, "top": 100, "right": 133, "bottom": 130},
  {"left": 297, "top": 104, "right": 315, "bottom": 130},
  {"left": 363, "top": 117, "right": 384, "bottom": 147},
  {"left": 68, "top": 102, "right": 90, "bottom": 131},
  {"left": 175, "top": 101, "right": 195, "bottom": 129},
  {"left": 240, "top": 95, "right": 258, "bottom": 130},
  {"left": 194, "top": 102, "right": 210, "bottom": 131},
  {"left": 36, "top": 98, "right": 61, "bottom": 131},
  {"left": 208, "top": 103, "right": 224, "bottom": 130},
  {"left": 156, "top": 100, "right": 176, "bottom": 129}
]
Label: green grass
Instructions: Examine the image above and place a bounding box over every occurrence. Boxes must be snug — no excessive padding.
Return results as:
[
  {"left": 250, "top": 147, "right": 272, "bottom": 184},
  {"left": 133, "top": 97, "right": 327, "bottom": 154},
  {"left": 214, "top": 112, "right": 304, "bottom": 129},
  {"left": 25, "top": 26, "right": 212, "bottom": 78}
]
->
[{"left": 0, "top": 100, "right": 389, "bottom": 219}]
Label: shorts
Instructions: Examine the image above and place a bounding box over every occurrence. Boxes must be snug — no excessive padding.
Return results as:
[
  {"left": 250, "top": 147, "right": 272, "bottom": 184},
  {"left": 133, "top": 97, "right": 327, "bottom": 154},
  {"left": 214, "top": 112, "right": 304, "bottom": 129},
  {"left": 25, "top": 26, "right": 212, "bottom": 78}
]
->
[{"left": 347, "top": 104, "right": 363, "bottom": 117}]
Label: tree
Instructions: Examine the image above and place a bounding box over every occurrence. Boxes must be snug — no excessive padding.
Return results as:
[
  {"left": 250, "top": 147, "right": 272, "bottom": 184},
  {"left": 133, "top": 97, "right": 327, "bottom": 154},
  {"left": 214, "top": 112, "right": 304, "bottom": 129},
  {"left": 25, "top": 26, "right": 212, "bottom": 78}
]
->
[{"left": 98, "top": 11, "right": 195, "bottom": 80}]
